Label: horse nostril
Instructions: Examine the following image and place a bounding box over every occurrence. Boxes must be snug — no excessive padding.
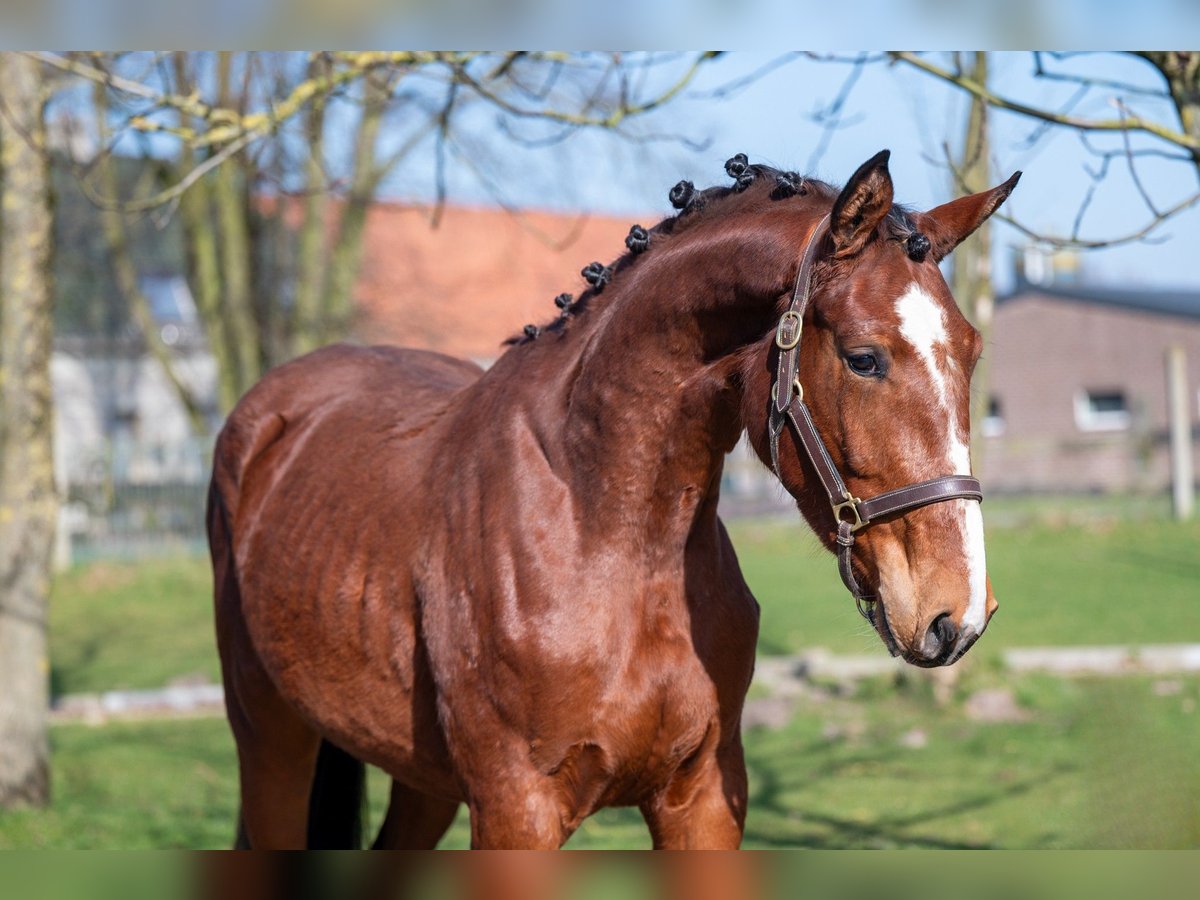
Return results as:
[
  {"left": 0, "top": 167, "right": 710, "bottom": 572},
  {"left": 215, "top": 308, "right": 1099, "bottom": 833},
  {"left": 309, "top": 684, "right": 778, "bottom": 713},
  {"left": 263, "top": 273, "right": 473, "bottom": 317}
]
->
[
  {"left": 921, "top": 613, "right": 958, "bottom": 661},
  {"left": 937, "top": 614, "right": 958, "bottom": 647}
]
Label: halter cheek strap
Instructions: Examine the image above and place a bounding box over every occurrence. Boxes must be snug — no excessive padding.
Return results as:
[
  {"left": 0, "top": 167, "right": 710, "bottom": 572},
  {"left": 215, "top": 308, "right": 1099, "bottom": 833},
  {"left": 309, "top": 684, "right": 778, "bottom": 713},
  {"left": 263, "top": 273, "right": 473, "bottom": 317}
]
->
[{"left": 767, "top": 216, "right": 984, "bottom": 620}]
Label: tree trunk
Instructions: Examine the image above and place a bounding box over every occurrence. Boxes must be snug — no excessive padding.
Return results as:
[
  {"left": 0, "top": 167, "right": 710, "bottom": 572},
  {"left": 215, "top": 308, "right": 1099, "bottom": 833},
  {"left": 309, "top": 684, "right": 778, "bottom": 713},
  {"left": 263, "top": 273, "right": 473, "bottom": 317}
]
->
[
  {"left": 172, "top": 54, "right": 242, "bottom": 414},
  {"left": 292, "top": 57, "right": 332, "bottom": 357},
  {"left": 1139, "top": 52, "right": 1200, "bottom": 173},
  {"left": 320, "top": 74, "right": 387, "bottom": 345},
  {"left": 93, "top": 84, "right": 207, "bottom": 436},
  {"left": 949, "top": 52, "right": 995, "bottom": 472},
  {"left": 0, "top": 51, "right": 55, "bottom": 808},
  {"left": 212, "top": 52, "right": 261, "bottom": 398}
]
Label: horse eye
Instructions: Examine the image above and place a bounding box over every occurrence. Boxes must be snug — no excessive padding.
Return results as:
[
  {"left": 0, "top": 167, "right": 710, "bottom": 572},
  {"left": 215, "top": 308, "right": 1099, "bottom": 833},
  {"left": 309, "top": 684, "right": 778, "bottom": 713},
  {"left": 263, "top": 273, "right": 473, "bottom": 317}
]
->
[{"left": 846, "top": 353, "right": 880, "bottom": 376}]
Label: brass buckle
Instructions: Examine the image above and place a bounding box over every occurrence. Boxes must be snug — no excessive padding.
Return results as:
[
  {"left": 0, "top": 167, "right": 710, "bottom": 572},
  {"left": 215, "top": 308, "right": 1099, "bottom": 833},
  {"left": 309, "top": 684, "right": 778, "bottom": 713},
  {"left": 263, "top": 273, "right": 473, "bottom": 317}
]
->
[
  {"left": 770, "top": 377, "right": 803, "bottom": 405},
  {"left": 832, "top": 492, "right": 867, "bottom": 532},
  {"left": 775, "top": 311, "right": 802, "bottom": 350}
]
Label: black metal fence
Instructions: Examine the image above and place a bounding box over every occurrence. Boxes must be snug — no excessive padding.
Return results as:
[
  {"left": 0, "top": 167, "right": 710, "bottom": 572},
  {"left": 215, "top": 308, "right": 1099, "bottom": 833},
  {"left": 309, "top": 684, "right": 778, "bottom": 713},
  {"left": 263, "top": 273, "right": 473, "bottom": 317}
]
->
[{"left": 61, "top": 437, "right": 213, "bottom": 564}]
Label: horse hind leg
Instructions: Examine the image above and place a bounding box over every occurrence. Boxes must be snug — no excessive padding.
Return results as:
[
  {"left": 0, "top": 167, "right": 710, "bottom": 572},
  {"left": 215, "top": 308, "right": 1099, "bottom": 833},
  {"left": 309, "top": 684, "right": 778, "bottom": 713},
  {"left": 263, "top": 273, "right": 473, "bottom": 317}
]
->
[
  {"left": 214, "top": 550, "right": 330, "bottom": 847},
  {"left": 218, "top": 579, "right": 366, "bottom": 848},
  {"left": 221, "top": 633, "right": 326, "bottom": 849},
  {"left": 371, "top": 780, "right": 460, "bottom": 849}
]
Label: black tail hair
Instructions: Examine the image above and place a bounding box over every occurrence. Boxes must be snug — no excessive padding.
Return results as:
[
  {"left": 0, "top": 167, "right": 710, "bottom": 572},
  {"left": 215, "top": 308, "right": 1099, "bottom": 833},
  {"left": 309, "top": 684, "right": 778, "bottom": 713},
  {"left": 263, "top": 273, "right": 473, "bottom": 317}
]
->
[{"left": 306, "top": 739, "right": 366, "bottom": 849}]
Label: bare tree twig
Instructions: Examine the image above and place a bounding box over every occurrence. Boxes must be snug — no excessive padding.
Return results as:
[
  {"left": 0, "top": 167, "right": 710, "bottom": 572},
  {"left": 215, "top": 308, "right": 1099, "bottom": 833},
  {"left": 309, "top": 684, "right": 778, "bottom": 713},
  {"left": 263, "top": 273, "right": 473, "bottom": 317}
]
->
[
  {"left": 940, "top": 141, "right": 1200, "bottom": 248},
  {"left": 29, "top": 50, "right": 456, "bottom": 148},
  {"left": 1032, "top": 51, "right": 1168, "bottom": 99},
  {"left": 806, "top": 54, "right": 869, "bottom": 174},
  {"left": 1078, "top": 130, "right": 1193, "bottom": 164},
  {"left": 803, "top": 51, "right": 890, "bottom": 66},
  {"left": 690, "top": 52, "right": 801, "bottom": 100},
  {"left": 1014, "top": 82, "right": 1090, "bottom": 150},
  {"left": 444, "top": 134, "right": 592, "bottom": 252},
  {"left": 120, "top": 132, "right": 257, "bottom": 212},
  {"left": 1116, "top": 98, "right": 1162, "bottom": 217},
  {"left": 890, "top": 51, "right": 1200, "bottom": 152},
  {"left": 447, "top": 52, "right": 719, "bottom": 129}
]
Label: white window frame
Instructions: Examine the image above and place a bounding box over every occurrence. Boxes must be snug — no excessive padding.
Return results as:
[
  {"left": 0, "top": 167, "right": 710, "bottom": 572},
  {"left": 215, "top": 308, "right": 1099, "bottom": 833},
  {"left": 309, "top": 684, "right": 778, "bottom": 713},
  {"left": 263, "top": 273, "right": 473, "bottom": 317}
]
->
[{"left": 1074, "top": 389, "right": 1131, "bottom": 432}]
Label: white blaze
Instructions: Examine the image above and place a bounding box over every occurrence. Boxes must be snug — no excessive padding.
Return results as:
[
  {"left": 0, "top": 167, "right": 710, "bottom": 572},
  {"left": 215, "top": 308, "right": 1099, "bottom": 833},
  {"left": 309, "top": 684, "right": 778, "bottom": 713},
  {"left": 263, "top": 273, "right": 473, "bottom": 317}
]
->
[{"left": 895, "top": 283, "right": 988, "bottom": 635}]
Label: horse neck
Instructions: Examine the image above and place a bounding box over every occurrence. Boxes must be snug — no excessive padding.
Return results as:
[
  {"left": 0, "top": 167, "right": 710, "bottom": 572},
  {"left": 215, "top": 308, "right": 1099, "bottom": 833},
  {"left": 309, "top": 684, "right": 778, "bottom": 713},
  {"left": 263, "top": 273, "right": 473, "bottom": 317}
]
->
[{"left": 540, "top": 229, "right": 797, "bottom": 552}]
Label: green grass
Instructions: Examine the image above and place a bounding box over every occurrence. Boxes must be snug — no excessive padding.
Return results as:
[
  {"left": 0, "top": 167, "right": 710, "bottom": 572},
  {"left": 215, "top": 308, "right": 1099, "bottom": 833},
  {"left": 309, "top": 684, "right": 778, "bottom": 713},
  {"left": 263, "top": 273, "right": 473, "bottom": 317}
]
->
[
  {"left": 3, "top": 673, "right": 1196, "bottom": 848},
  {"left": 17, "top": 500, "right": 1197, "bottom": 848},
  {"left": 46, "top": 503, "right": 1200, "bottom": 695},
  {"left": 49, "top": 559, "right": 219, "bottom": 695},
  {"left": 729, "top": 506, "right": 1200, "bottom": 656}
]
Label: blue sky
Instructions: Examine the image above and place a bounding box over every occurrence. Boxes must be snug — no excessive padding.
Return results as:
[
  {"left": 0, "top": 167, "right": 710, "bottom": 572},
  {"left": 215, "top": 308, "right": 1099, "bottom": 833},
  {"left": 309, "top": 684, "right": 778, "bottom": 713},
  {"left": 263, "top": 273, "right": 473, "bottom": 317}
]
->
[{"left": 375, "top": 52, "right": 1200, "bottom": 295}]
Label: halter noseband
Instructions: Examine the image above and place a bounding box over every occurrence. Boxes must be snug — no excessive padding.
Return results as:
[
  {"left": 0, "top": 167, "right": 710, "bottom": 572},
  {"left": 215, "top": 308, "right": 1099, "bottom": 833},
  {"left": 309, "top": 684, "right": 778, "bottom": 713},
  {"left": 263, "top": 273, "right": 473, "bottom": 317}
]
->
[{"left": 767, "top": 215, "right": 984, "bottom": 621}]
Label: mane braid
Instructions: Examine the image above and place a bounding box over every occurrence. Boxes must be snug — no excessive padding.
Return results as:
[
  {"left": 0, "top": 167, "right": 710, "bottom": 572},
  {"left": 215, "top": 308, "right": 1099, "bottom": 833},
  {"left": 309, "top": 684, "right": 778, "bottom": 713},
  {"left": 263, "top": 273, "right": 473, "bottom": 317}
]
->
[{"left": 503, "top": 164, "right": 839, "bottom": 347}]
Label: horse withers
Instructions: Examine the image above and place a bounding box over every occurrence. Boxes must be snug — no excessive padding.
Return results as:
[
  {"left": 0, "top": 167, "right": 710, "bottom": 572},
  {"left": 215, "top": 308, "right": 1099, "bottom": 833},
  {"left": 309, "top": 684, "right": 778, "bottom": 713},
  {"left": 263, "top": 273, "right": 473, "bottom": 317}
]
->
[{"left": 208, "top": 149, "right": 1016, "bottom": 848}]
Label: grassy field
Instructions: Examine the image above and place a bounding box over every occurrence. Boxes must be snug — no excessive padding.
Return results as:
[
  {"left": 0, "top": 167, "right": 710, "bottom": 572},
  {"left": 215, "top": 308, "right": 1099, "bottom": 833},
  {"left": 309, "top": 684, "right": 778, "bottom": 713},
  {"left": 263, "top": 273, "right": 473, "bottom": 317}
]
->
[
  {"left": 47, "top": 501, "right": 1200, "bottom": 693},
  {"left": 2, "top": 672, "right": 1196, "bottom": 849},
  {"left": 732, "top": 503, "right": 1200, "bottom": 656},
  {"left": 9, "top": 499, "right": 1198, "bottom": 848}
]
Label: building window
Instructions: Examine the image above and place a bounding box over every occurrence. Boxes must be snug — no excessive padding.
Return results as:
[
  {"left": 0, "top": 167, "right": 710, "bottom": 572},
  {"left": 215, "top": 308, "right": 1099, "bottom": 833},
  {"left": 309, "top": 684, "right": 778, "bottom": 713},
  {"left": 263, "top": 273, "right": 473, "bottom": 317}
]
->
[
  {"left": 1074, "top": 389, "right": 1131, "bottom": 432},
  {"left": 982, "top": 395, "right": 1005, "bottom": 437}
]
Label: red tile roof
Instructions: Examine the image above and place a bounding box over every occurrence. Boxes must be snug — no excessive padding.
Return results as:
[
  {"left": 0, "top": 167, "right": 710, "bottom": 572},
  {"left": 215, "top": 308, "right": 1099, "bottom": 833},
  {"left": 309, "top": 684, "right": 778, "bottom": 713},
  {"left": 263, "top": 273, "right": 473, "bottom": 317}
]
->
[{"left": 353, "top": 202, "right": 650, "bottom": 362}]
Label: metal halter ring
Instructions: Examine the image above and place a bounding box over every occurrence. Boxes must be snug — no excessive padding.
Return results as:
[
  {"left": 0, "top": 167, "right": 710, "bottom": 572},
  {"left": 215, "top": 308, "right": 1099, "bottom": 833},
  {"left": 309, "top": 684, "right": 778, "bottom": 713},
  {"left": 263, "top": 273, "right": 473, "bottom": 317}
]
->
[
  {"left": 770, "top": 377, "right": 803, "bottom": 406},
  {"left": 775, "top": 310, "right": 802, "bottom": 350},
  {"left": 832, "top": 492, "right": 867, "bottom": 532}
]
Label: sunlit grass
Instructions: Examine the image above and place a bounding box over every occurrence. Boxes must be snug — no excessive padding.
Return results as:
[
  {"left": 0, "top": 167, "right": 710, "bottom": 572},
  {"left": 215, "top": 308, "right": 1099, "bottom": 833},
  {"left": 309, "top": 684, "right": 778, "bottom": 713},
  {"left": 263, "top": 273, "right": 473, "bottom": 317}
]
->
[
  {"left": 728, "top": 505, "right": 1200, "bottom": 656},
  {"left": 21, "top": 498, "right": 1198, "bottom": 848},
  {"left": 47, "top": 502, "right": 1200, "bottom": 695},
  {"left": 3, "top": 673, "right": 1196, "bottom": 848}
]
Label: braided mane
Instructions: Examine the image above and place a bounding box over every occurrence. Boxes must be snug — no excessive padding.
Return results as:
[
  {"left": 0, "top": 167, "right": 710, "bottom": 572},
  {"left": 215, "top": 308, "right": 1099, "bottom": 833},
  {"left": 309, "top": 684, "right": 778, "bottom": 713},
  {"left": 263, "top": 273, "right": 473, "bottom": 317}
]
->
[{"left": 506, "top": 157, "right": 923, "bottom": 346}]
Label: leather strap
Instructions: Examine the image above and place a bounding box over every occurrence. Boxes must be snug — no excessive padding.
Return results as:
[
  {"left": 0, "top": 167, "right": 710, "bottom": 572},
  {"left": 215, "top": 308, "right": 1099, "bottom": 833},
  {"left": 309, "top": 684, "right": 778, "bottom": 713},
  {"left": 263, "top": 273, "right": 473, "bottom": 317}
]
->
[
  {"left": 773, "top": 215, "right": 829, "bottom": 415},
  {"left": 857, "top": 475, "right": 982, "bottom": 523},
  {"left": 784, "top": 396, "right": 849, "bottom": 507},
  {"left": 782, "top": 395, "right": 982, "bottom": 528},
  {"left": 766, "top": 213, "right": 984, "bottom": 619}
]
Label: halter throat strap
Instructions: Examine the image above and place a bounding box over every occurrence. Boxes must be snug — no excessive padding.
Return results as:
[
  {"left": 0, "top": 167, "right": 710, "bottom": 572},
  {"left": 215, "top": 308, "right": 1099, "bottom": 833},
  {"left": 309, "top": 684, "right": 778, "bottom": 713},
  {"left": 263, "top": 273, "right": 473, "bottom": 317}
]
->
[{"left": 767, "top": 216, "right": 983, "bottom": 618}]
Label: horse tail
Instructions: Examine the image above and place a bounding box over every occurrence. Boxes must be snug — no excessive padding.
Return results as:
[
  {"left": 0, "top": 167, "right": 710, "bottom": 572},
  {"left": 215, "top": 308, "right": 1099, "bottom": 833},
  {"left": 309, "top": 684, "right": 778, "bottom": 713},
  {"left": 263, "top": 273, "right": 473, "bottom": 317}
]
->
[
  {"left": 208, "top": 408, "right": 287, "bottom": 526},
  {"left": 306, "top": 739, "right": 366, "bottom": 849},
  {"left": 206, "top": 407, "right": 287, "bottom": 587}
]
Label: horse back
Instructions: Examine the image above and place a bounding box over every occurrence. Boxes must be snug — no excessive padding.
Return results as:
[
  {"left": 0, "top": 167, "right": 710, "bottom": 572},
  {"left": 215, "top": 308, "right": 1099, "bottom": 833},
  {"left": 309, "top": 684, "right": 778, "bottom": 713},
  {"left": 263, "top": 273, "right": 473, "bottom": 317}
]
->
[{"left": 210, "top": 344, "right": 481, "bottom": 521}]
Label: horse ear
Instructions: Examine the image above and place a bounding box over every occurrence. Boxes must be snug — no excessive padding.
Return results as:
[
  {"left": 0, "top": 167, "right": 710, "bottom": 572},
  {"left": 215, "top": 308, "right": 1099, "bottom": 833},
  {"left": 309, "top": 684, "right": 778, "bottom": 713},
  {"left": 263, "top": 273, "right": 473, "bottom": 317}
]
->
[
  {"left": 920, "top": 171, "right": 1022, "bottom": 262},
  {"left": 829, "top": 149, "right": 894, "bottom": 258}
]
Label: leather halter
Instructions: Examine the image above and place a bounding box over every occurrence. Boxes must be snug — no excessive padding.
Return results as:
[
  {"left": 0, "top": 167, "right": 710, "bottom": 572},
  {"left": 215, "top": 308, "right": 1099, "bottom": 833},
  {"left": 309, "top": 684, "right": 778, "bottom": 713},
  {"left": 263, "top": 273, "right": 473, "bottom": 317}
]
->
[{"left": 767, "top": 215, "right": 984, "bottom": 621}]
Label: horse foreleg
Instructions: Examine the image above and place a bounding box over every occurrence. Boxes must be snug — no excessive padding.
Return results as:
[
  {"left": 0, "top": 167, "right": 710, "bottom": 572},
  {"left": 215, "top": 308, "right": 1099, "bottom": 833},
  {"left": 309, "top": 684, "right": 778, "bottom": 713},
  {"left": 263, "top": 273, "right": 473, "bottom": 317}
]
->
[
  {"left": 640, "top": 733, "right": 748, "bottom": 850},
  {"left": 468, "top": 782, "right": 575, "bottom": 849},
  {"left": 371, "top": 780, "right": 460, "bottom": 849}
]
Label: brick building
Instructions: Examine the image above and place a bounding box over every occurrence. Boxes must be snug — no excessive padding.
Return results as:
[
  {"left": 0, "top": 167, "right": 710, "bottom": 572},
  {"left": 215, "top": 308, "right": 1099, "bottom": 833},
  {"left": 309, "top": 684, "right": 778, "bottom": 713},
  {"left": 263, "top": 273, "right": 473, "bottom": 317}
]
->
[
  {"left": 983, "top": 275, "right": 1200, "bottom": 494},
  {"left": 354, "top": 202, "right": 647, "bottom": 364}
]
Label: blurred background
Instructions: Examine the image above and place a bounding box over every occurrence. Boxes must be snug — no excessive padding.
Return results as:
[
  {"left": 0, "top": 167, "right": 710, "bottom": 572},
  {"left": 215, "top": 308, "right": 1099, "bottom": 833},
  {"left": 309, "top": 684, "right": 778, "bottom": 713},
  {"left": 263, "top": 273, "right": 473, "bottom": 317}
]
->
[{"left": 0, "top": 50, "right": 1197, "bottom": 849}]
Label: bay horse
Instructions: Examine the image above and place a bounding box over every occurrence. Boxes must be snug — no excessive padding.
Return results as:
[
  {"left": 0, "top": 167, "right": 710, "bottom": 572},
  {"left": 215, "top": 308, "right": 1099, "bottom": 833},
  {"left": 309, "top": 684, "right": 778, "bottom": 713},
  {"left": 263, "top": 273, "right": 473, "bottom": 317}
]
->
[{"left": 208, "top": 149, "right": 1017, "bottom": 849}]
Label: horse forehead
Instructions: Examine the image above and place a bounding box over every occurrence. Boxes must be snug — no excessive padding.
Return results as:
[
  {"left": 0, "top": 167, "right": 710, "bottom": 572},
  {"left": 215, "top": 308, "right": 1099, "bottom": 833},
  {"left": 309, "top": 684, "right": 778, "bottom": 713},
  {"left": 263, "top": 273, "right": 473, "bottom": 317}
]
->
[
  {"left": 895, "top": 282, "right": 950, "bottom": 350},
  {"left": 893, "top": 280, "right": 969, "bottom": 403}
]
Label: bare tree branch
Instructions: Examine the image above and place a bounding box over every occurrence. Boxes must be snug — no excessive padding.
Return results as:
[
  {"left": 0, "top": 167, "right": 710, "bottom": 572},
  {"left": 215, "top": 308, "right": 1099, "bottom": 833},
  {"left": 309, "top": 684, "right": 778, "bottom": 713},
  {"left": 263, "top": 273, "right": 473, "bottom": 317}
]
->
[
  {"left": 940, "top": 140, "right": 1200, "bottom": 249},
  {"left": 690, "top": 53, "right": 802, "bottom": 100},
  {"left": 1032, "top": 51, "right": 1168, "bottom": 99},
  {"left": 806, "top": 54, "right": 869, "bottom": 174},
  {"left": 29, "top": 50, "right": 458, "bottom": 148},
  {"left": 890, "top": 51, "right": 1200, "bottom": 152},
  {"left": 446, "top": 52, "right": 720, "bottom": 129}
]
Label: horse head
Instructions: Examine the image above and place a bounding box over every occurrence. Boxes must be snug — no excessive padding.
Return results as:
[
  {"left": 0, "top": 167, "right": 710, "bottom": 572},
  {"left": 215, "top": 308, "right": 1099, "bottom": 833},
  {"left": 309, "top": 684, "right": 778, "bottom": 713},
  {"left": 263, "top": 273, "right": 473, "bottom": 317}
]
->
[{"left": 741, "top": 150, "right": 1019, "bottom": 666}]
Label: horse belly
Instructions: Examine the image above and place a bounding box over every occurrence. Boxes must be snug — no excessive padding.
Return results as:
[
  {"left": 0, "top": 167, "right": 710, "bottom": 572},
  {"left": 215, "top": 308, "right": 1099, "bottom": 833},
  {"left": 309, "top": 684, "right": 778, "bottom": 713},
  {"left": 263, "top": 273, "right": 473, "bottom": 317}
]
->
[
  {"left": 238, "top": 534, "right": 457, "bottom": 793},
  {"left": 233, "top": 465, "right": 458, "bottom": 794}
]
